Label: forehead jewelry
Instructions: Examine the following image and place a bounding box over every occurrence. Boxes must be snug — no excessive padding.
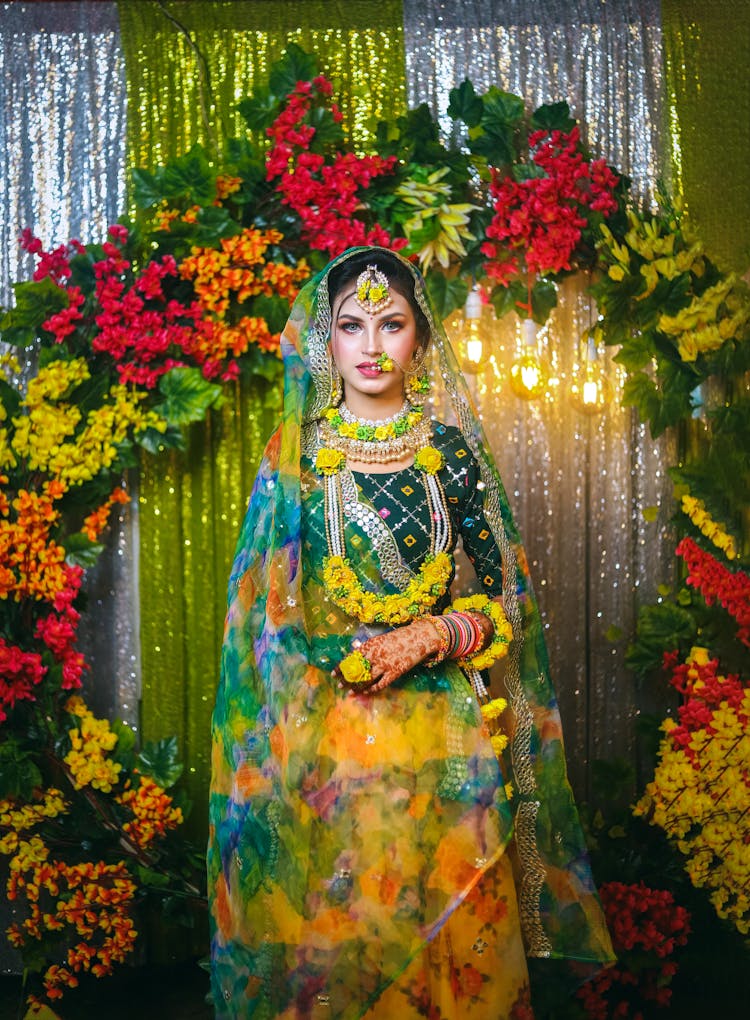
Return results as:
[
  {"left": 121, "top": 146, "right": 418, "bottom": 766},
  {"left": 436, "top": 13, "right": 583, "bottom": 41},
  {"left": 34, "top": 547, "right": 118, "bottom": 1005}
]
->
[{"left": 354, "top": 265, "right": 392, "bottom": 315}]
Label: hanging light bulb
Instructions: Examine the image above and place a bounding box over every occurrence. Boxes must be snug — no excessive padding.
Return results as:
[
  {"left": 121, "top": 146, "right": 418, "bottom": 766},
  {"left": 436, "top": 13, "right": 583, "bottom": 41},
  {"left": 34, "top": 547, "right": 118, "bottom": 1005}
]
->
[
  {"left": 456, "top": 287, "right": 490, "bottom": 374},
  {"left": 570, "top": 330, "right": 613, "bottom": 415},
  {"left": 509, "top": 318, "right": 550, "bottom": 400}
]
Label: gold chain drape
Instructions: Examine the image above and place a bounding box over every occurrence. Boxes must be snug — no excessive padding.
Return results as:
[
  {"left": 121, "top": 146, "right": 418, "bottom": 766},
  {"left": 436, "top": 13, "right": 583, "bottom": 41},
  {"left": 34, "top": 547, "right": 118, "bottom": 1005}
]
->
[{"left": 118, "top": 0, "right": 407, "bottom": 832}]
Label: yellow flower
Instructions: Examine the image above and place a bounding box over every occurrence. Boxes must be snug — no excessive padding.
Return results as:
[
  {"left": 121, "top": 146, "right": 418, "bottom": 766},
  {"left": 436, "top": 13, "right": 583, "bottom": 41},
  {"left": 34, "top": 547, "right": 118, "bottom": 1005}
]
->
[
  {"left": 481, "top": 697, "right": 507, "bottom": 721},
  {"left": 413, "top": 446, "right": 444, "bottom": 475},
  {"left": 315, "top": 447, "right": 346, "bottom": 476},
  {"left": 338, "top": 650, "right": 372, "bottom": 687}
]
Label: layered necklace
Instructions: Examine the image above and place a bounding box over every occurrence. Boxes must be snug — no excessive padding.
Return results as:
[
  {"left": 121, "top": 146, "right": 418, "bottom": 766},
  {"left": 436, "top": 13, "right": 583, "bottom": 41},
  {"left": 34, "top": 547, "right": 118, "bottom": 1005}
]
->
[
  {"left": 315, "top": 400, "right": 454, "bottom": 625},
  {"left": 319, "top": 400, "right": 433, "bottom": 465}
]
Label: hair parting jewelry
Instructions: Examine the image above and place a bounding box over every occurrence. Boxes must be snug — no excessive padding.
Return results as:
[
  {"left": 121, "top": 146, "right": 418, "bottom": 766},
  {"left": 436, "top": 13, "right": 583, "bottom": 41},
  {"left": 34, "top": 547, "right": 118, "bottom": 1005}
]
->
[{"left": 354, "top": 265, "right": 392, "bottom": 315}]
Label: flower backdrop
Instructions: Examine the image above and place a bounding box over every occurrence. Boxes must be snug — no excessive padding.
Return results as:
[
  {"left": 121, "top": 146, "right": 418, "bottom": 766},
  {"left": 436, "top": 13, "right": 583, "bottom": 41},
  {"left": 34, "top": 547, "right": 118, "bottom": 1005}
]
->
[{"left": 1, "top": 26, "right": 748, "bottom": 1020}]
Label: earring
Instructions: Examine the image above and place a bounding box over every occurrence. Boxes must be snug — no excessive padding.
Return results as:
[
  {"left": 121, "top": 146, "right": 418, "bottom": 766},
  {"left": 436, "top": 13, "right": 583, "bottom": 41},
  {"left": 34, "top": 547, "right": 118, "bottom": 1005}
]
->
[{"left": 328, "top": 357, "right": 343, "bottom": 407}]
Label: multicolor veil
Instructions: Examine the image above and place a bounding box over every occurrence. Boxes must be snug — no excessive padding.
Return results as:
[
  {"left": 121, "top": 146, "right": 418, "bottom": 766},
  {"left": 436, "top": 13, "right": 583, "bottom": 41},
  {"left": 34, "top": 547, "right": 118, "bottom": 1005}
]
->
[{"left": 208, "top": 248, "right": 614, "bottom": 1017}]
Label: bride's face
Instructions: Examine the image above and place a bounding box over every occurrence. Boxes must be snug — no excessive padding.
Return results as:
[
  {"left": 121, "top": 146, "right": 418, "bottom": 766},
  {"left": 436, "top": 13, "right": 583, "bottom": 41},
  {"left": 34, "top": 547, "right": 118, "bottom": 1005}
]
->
[{"left": 330, "top": 288, "right": 419, "bottom": 407}]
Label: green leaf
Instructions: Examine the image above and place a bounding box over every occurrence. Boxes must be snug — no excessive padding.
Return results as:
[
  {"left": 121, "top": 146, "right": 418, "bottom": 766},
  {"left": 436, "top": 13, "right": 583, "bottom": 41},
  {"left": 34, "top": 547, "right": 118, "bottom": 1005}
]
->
[
  {"left": 111, "top": 719, "right": 137, "bottom": 756},
  {"left": 482, "top": 87, "right": 525, "bottom": 128},
  {"left": 530, "top": 101, "right": 576, "bottom": 133},
  {"left": 0, "top": 377, "right": 22, "bottom": 418},
  {"left": 136, "top": 423, "right": 186, "bottom": 454},
  {"left": 642, "top": 505, "right": 659, "bottom": 522},
  {"left": 137, "top": 865, "right": 172, "bottom": 889},
  {"left": 132, "top": 167, "right": 166, "bottom": 210},
  {"left": 0, "top": 742, "right": 42, "bottom": 799},
  {"left": 251, "top": 294, "right": 291, "bottom": 335},
  {"left": 138, "top": 736, "right": 183, "bottom": 788},
  {"left": 425, "top": 272, "right": 469, "bottom": 320},
  {"left": 0, "top": 277, "right": 68, "bottom": 347},
  {"left": 63, "top": 533, "right": 105, "bottom": 570},
  {"left": 268, "top": 43, "right": 318, "bottom": 98},
  {"left": 154, "top": 366, "right": 223, "bottom": 427},
  {"left": 530, "top": 279, "right": 558, "bottom": 324},
  {"left": 468, "top": 126, "right": 515, "bottom": 166},
  {"left": 447, "top": 79, "right": 483, "bottom": 128},
  {"left": 490, "top": 280, "right": 527, "bottom": 319},
  {"left": 612, "top": 332, "right": 654, "bottom": 371},
  {"left": 625, "top": 602, "right": 697, "bottom": 676},
  {"left": 160, "top": 144, "right": 215, "bottom": 206},
  {"left": 307, "top": 105, "right": 345, "bottom": 150},
  {"left": 238, "top": 86, "right": 280, "bottom": 132},
  {"left": 604, "top": 625, "right": 624, "bottom": 642}
]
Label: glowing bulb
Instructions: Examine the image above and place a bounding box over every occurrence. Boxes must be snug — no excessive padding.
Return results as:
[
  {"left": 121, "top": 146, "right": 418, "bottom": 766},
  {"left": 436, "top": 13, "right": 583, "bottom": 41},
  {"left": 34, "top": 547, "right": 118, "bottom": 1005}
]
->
[
  {"left": 457, "top": 288, "right": 490, "bottom": 374},
  {"left": 570, "top": 335, "right": 613, "bottom": 415},
  {"left": 509, "top": 319, "right": 549, "bottom": 400}
]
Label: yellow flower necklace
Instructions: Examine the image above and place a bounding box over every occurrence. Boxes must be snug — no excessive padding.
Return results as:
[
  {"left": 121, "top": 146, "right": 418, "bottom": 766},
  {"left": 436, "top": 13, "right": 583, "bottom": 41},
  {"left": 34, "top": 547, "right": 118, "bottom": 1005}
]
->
[
  {"left": 319, "top": 400, "right": 433, "bottom": 466},
  {"left": 316, "top": 403, "right": 452, "bottom": 625}
]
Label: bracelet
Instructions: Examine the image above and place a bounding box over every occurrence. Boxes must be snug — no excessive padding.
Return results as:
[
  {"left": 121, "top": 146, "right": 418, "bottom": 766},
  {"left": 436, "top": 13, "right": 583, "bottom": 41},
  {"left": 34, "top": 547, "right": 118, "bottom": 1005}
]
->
[
  {"left": 449, "top": 595, "right": 513, "bottom": 670},
  {"left": 425, "top": 615, "right": 451, "bottom": 665}
]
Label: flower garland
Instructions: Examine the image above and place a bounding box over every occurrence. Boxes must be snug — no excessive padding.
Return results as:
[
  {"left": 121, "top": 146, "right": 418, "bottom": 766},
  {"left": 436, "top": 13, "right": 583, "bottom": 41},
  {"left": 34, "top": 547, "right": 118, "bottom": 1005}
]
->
[
  {"left": 450, "top": 594, "right": 513, "bottom": 671},
  {"left": 322, "top": 552, "right": 453, "bottom": 626},
  {"left": 634, "top": 648, "right": 750, "bottom": 934}
]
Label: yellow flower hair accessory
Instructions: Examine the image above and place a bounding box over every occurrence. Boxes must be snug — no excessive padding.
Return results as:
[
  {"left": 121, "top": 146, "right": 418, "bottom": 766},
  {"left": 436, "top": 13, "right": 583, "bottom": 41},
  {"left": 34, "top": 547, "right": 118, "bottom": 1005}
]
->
[
  {"left": 337, "top": 650, "right": 373, "bottom": 688},
  {"left": 354, "top": 265, "right": 392, "bottom": 315},
  {"left": 450, "top": 594, "right": 513, "bottom": 670}
]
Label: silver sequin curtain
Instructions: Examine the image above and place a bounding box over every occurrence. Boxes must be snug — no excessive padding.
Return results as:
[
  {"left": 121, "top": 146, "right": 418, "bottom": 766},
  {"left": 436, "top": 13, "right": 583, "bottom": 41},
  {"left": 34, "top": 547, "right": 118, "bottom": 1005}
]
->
[
  {"left": 0, "top": 0, "right": 676, "bottom": 795},
  {"left": 404, "top": 0, "right": 675, "bottom": 792},
  {"left": 0, "top": 2, "right": 140, "bottom": 729}
]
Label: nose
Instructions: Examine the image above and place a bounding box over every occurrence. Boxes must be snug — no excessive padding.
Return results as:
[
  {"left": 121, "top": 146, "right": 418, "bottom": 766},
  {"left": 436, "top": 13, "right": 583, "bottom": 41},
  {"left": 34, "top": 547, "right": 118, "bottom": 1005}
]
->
[{"left": 360, "top": 321, "right": 382, "bottom": 355}]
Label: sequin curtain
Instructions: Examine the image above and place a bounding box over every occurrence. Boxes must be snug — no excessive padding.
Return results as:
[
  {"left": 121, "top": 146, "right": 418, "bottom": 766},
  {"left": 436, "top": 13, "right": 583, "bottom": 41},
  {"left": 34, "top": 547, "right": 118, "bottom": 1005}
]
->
[
  {"left": 403, "top": 1, "right": 676, "bottom": 795},
  {"left": 0, "top": 2, "right": 139, "bottom": 729},
  {"left": 662, "top": 0, "right": 750, "bottom": 271},
  {"left": 118, "top": 0, "right": 408, "bottom": 827}
]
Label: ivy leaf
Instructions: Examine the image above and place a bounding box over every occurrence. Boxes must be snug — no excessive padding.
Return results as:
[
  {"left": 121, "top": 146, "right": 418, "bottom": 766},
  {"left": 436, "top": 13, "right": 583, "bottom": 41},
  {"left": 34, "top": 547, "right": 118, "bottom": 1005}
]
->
[
  {"left": 625, "top": 603, "right": 697, "bottom": 676},
  {"left": 0, "top": 741, "right": 42, "bottom": 799},
  {"left": 613, "top": 332, "right": 654, "bottom": 371},
  {"left": 63, "top": 533, "right": 105, "bottom": 570},
  {"left": 138, "top": 736, "right": 183, "bottom": 789},
  {"left": 447, "top": 79, "right": 483, "bottom": 128},
  {"left": 155, "top": 366, "right": 223, "bottom": 427},
  {"left": 530, "top": 101, "right": 576, "bottom": 133},
  {"left": 136, "top": 423, "right": 186, "bottom": 454},
  {"left": 425, "top": 272, "right": 468, "bottom": 320},
  {"left": 268, "top": 43, "right": 318, "bottom": 98},
  {"left": 238, "top": 86, "right": 280, "bottom": 132},
  {"left": 160, "top": 144, "right": 215, "bottom": 206},
  {"left": 482, "top": 87, "right": 525, "bottom": 129},
  {"left": 307, "top": 105, "right": 345, "bottom": 151},
  {"left": 132, "top": 167, "right": 166, "bottom": 210},
  {"left": 468, "top": 126, "right": 515, "bottom": 166},
  {"left": 530, "top": 279, "right": 558, "bottom": 324},
  {"left": 0, "top": 277, "right": 68, "bottom": 347},
  {"left": 490, "top": 280, "right": 527, "bottom": 319},
  {"left": 642, "top": 506, "right": 659, "bottom": 523},
  {"left": 622, "top": 372, "right": 660, "bottom": 426}
]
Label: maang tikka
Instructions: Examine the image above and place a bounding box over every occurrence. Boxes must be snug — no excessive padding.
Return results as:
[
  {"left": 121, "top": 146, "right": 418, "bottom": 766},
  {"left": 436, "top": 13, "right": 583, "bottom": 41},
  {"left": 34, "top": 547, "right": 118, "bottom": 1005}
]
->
[{"left": 354, "top": 265, "right": 392, "bottom": 315}]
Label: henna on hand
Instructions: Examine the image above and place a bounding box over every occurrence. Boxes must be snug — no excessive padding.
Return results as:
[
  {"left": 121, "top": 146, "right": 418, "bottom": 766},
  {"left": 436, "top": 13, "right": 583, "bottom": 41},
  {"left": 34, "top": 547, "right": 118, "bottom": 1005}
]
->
[{"left": 336, "top": 617, "right": 442, "bottom": 694}]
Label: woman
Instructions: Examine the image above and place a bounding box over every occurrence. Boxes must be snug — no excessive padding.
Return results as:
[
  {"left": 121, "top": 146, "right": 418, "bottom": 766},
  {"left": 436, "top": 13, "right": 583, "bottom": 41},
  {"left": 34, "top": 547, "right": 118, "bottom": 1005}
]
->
[{"left": 208, "top": 248, "right": 614, "bottom": 1019}]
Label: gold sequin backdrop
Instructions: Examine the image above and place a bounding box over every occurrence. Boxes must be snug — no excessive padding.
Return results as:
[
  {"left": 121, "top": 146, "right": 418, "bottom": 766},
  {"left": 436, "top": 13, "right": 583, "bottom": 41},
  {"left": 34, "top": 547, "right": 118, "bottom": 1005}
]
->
[
  {"left": 662, "top": 0, "right": 750, "bottom": 271},
  {"left": 118, "top": 0, "right": 407, "bottom": 830}
]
